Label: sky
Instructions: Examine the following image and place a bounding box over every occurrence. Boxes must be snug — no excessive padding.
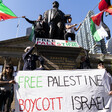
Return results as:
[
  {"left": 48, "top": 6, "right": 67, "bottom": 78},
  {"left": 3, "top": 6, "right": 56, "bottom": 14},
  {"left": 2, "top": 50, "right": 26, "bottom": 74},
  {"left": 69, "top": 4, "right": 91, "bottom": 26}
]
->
[{"left": 0, "top": 0, "right": 112, "bottom": 41}]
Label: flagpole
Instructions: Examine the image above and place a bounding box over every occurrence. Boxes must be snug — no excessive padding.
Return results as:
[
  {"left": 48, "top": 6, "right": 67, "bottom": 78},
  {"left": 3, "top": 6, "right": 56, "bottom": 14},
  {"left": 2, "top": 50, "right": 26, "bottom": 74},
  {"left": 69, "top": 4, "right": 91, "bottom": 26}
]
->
[
  {"left": 92, "top": 3, "right": 99, "bottom": 11},
  {"left": 79, "top": 2, "right": 99, "bottom": 26},
  {"left": 16, "top": 18, "right": 21, "bottom": 38}
]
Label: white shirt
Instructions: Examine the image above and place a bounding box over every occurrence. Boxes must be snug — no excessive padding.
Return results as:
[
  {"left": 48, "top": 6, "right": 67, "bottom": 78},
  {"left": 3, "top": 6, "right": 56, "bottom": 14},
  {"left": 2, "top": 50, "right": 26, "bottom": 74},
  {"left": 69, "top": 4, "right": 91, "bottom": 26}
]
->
[{"left": 65, "top": 23, "right": 75, "bottom": 34}]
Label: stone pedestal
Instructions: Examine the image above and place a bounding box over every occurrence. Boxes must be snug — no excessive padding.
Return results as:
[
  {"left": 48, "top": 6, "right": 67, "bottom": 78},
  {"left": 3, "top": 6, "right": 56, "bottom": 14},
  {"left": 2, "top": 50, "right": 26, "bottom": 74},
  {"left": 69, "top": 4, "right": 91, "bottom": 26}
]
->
[{"left": 36, "top": 45, "right": 85, "bottom": 70}]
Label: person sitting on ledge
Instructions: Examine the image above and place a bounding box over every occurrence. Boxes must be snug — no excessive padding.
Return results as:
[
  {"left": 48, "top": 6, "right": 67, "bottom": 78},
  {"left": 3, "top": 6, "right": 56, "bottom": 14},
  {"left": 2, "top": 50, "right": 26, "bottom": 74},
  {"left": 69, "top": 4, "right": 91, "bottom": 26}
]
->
[
  {"left": 22, "top": 44, "right": 44, "bottom": 70},
  {"left": 64, "top": 16, "right": 81, "bottom": 41},
  {"left": 78, "top": 55, "right": 91, "bottom": 69}
]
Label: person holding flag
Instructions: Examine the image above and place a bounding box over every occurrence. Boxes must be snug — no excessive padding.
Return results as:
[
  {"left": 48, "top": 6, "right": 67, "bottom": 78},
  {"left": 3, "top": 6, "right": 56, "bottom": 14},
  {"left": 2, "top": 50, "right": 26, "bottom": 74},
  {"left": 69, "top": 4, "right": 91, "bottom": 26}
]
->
[
  {"left": 22, "top": 14, "right": 48, "bottom": 42},
  {"left": 64, "top": 16, "right": 81, "bottom": 41}
]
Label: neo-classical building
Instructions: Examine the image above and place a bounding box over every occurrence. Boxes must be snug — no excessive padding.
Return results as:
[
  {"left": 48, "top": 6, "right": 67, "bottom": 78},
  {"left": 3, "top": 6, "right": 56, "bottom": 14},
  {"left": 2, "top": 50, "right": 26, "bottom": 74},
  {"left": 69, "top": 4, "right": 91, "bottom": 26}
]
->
[
  {"left": 76, "top": 10, "right": 107, "bottom": 54},
  {"left": 0, "top": 36, "right": 112, "bottom": 74},
  {"left": 0, "top": 36, "right": 33, "bottom": 71},
  {"left": 0, "top": 36, "right": 85, "bottom": 71}
]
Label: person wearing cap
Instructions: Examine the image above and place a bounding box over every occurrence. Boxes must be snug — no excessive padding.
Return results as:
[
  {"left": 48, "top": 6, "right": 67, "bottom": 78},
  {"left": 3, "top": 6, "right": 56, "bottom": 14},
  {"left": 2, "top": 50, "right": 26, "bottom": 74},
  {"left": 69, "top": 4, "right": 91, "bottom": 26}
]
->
[
  {"left": 22, "top": 14, "right": 47, "bottom": 41},
  {"left": 23, "top": 44, "right": 44, "bottom": 70},
  {"left": 0, "top": 64, "right": 16, "bottom": 111},
  {"left": 64, "top": 17, "right": 81, "bottom": 41},
  {"left": 43, "top": 1, "right": 65, "bottom": 39}
]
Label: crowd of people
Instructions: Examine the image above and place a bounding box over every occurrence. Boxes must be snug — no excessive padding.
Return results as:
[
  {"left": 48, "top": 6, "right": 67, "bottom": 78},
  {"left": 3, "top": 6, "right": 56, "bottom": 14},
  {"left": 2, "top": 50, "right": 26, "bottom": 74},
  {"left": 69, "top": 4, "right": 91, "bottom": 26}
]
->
[
  {"left": 0, "top": 44, "right": 46, "bottom": 111},
  {"left": 0, "top": 47, "right": 112, "bottom": 111}
]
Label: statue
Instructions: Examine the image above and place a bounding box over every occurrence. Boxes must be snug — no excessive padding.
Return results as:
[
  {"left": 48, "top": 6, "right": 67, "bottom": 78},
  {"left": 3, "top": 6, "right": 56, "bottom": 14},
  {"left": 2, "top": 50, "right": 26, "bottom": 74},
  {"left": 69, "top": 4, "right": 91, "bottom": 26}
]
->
[{"left": 43, "top": 1, "right": 65, "bottom": 39}]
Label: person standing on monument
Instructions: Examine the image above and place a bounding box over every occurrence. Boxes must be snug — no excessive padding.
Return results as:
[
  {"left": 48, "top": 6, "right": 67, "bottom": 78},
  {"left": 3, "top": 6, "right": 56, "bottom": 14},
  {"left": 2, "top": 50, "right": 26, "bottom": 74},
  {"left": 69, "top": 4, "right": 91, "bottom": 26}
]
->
[
  {"left": 22, "top": 14, "right": 47, "bottom": 41},
  {"left": 23, "top": 44, "right": 44, "bottom": 70},
  {"left": 64, "top": 17, "right": 81, "bottom": 41}
]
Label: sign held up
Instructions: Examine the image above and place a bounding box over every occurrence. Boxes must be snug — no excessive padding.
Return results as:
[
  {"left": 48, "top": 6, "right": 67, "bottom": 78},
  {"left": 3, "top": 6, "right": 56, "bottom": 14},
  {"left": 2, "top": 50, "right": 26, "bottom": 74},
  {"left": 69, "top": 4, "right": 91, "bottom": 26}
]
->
[{"left": 14, "top": 69, "right": 112, "bottom": 112}]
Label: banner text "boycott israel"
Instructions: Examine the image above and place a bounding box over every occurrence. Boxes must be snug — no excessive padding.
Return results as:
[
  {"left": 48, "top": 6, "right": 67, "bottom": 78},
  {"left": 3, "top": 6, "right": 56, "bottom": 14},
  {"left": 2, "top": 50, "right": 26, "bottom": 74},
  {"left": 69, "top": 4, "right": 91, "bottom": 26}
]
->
[{"left": 14, "top": 69, "right": 112, "bottom": 112}]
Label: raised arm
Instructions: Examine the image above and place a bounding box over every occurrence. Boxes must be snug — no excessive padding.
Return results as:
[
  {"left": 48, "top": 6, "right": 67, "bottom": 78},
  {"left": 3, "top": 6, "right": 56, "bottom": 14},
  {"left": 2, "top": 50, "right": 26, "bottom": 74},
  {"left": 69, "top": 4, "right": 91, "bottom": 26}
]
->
[
  {"left": 23, "top": 45, "right": 36, "bottom": 60},
  {"left": 0, "top": 80, "right": 16, "bottom": 84},
  {"left": 22, "top": 16, "right": 35, "bottom": 24},
  {"left": 74, "top": 23, "right": 82, "bottom": 31},
  {"left": 65, "top": 24, "right": 77, "bottom": 29}
]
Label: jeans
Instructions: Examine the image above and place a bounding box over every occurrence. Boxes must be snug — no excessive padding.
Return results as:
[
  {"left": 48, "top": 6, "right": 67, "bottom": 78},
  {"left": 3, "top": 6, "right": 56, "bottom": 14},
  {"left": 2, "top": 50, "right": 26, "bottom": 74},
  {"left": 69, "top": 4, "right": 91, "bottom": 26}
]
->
[
  {"left": 0, "top": 90, "right": 13, "bottom": 112},
  {"left": 64, "top": 33, "right": 75, "bottom": 41}
]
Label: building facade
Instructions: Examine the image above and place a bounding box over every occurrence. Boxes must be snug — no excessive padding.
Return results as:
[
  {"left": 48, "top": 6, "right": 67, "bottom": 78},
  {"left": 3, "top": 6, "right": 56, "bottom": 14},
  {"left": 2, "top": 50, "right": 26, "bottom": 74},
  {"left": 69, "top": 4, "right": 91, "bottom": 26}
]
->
[{"left": 76, "top": 10, "right": 107, "bottom": 54}]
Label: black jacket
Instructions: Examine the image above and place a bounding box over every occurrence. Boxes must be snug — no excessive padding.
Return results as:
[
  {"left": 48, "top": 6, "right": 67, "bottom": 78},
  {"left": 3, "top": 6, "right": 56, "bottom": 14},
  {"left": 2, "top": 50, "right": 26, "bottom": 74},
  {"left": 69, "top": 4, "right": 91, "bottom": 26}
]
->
[{"left": 23, "top": 47, "right": 43, "bottom": 70}]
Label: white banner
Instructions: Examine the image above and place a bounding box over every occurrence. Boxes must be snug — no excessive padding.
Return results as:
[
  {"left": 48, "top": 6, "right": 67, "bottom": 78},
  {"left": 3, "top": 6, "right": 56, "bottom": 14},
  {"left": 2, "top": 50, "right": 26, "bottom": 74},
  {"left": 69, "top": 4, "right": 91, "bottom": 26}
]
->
[
  {"left": 14, "top": 69, "right": 112, "bottom": 112},
  {"left": 36, "top": 38, "right": 80, "bottom": 47}
]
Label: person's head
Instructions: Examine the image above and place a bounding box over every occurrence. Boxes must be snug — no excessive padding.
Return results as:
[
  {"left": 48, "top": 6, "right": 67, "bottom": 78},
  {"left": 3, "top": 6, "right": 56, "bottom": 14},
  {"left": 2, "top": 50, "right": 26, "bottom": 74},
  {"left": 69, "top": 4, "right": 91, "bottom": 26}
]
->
[
  {"left": 3, "top": 64, "right": 14, "bottom": 77},
  {"left": 97, "top": 61, "right": 105, "bottom": 69},
  {"left": 68, "top": 17, "right": 72, "bottom": 23},
  {"left": 38, "top": 14, "right": 42, "bottom": 20},
  {"left": 24, "top": 46, "right": 31, "bottom": 53},
  {"left": 52, "top": 1, "right": 59, "bottom": 8}
]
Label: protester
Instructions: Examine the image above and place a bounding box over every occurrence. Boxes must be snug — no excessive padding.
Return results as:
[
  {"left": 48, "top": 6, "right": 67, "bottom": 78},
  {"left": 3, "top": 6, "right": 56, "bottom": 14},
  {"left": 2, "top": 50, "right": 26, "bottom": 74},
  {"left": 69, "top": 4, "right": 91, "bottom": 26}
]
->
[
  {"left": 97, "top": 61, "right": 105, "bottom": 69},
  {"left": 22, "top": 14, "right": 47, "bottom": 41},
  {"left": 97, "top": 61, "right": 112, "bottom": 95},
  {"left": 23, "top": 44, "right": 44, "bottom": 70},
  {"left": 0, "top": 64, "right": 16, "bottom": 112},
  {"left": 78, "top": 55, "right": 91, "bottom": 69},
  {"left": 64, "top": 17, "right": 81, "bottom": 41}
]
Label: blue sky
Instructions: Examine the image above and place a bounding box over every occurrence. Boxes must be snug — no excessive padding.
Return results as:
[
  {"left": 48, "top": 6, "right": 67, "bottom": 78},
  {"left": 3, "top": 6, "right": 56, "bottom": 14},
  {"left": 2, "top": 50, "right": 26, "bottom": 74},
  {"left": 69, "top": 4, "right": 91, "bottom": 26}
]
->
[{"left": 0, "top": 0, "right": 112, "bottom": 41}]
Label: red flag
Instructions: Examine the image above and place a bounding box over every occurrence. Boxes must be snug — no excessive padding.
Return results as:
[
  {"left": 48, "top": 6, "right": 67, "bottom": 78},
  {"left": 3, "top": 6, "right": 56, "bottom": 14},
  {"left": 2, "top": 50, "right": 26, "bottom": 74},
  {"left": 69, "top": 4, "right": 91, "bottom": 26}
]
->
[
  {"left": 91, "top": 11, "right": 103, "bottom": 26},
  {"left": 98, "top": 0, "right": 111, "bottom": 11}
]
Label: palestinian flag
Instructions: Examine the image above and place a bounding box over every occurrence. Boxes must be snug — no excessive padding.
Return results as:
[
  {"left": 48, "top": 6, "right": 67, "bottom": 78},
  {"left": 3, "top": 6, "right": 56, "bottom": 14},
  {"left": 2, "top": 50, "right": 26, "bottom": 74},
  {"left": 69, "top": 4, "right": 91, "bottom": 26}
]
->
[
  {"left": 90, "top": 11, "right": 110, "bottom": 42},
  {"left": 0, "top": 0, "right": 17, "bottom": 21},
  {"left": 98, "top": 0, "right": 111, "bottom": 11}
]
